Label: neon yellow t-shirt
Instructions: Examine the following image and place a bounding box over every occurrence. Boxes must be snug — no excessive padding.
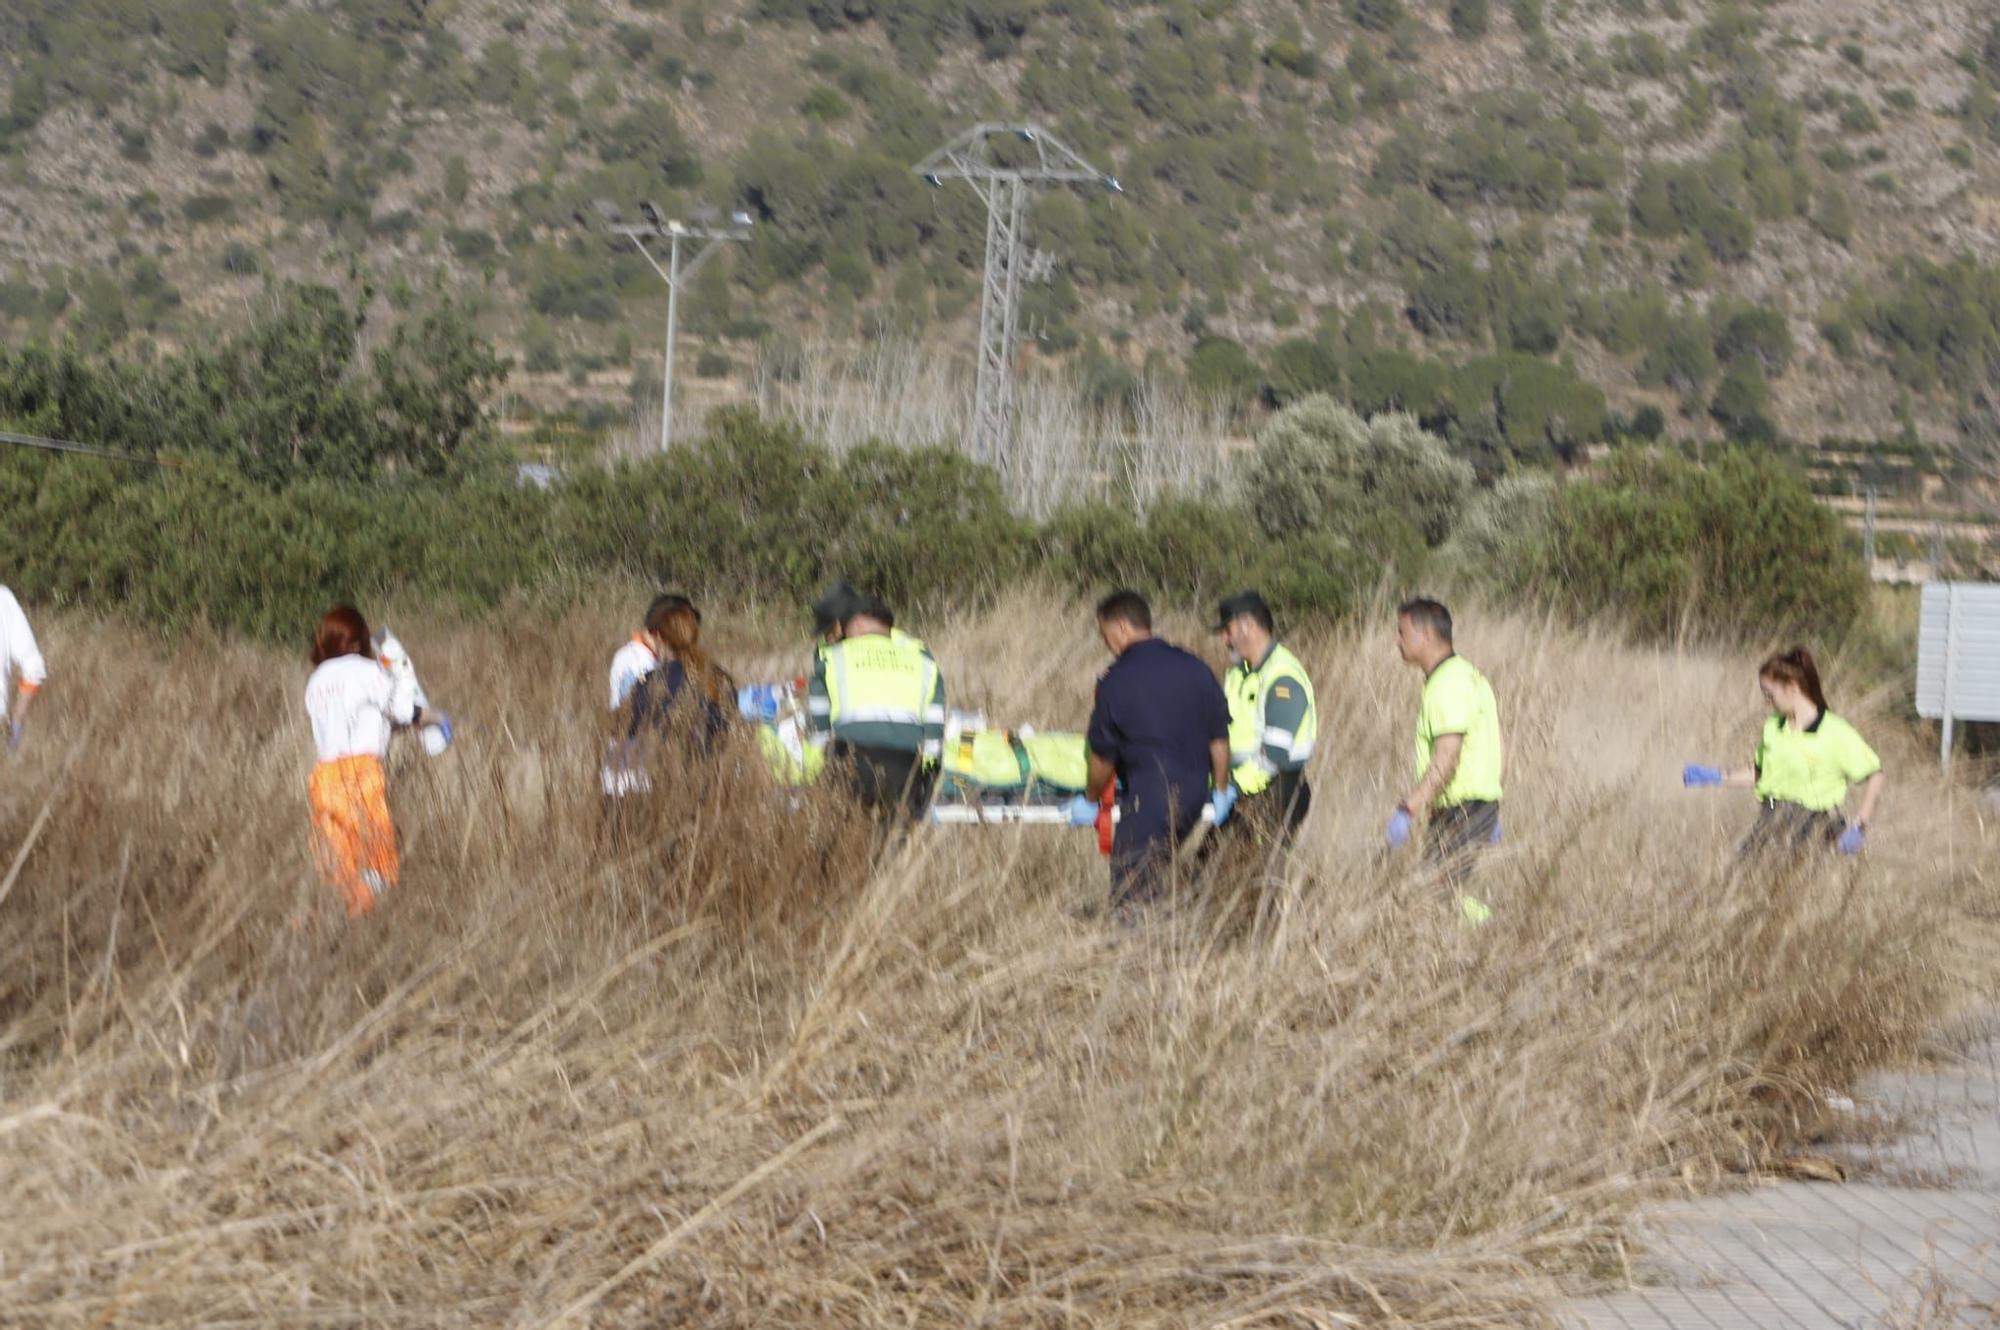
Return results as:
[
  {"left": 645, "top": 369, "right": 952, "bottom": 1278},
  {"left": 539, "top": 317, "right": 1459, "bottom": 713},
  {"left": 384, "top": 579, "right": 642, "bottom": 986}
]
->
[
  {"left": 1753, "top": 712, "right": 1880, "bottom": 812},
  {"left": 1415, "top": 655, "right": 1504, "bottom": 807}
]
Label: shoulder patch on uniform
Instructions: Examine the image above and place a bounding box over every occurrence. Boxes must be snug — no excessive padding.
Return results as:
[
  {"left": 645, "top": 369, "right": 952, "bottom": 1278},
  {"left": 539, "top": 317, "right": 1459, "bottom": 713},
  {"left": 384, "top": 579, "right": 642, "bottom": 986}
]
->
[{"left": 1272, "top": 684, "right": 1293, "bottom": 698}]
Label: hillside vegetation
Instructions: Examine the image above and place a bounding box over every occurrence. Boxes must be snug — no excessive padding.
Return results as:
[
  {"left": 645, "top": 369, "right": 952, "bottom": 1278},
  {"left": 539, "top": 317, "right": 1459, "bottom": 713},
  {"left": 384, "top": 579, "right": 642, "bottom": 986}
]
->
[
  {"left": 0, "top": 592, "right": 1992, "bottom": 1324},
  {"left": 2, "top": 0, "right": 1999, "bottom": 451},
  {"left": 0, "top": 292, "right": 1873, "bottom": 642}
]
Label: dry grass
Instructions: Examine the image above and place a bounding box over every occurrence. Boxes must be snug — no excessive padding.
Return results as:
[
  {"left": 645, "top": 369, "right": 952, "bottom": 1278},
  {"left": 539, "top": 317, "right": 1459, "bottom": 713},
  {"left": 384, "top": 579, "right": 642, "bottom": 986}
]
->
[
  {"left": 0, "top": 589, "right": 1994, "bottom": 1326},
  {"left": 744, "top": 339, "right": 1237, "bottom": 517}
]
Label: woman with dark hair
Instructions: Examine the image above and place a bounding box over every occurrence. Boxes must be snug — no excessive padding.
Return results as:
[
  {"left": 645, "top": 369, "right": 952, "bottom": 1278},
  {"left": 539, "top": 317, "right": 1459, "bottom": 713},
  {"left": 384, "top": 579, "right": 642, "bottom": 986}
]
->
[
  {"left": 304, "top": 604, "right": 420, "bottom": 917},
  {"left": 624, "top": 595, "right": 736, "bottom": 758},
  {"left": 1684, "top": 647, "right": 1885, "bottom": 855}
]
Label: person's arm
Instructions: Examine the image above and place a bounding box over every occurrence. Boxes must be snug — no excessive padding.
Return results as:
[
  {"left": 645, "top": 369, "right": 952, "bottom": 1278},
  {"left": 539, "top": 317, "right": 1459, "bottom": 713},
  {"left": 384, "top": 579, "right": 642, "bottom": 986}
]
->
[
  {"left": 1084, "top": 686, "right": 1119, "bottom": 802},
  {"left": 1852, "top": 769, "right": 1884, "bottom": 827},
  {"left": 1401, "top": 733, "right": 1462, "bottom": 814},
  {"left": 1205, "top": 672, "right": 1233, "bottom": 792},
  {"left": 1085, "top": 751, "right": 1115, "bottom": 802},
  {"left": 921, "top": 664, "right": 945, "bottom": 763},
  {"left": 384, "top": 664, "right": 418, "bottom": 728},
  {"left": 805, "top": 649, "right": 832, "bottom": 738},
  {"left": 1255, "top": 675, "right": 1311, "bottom": 779},
  {"left": 1, "top": 590, "right": 45, "bottom": 722},
  {"left": 1721, "top": 766, "right": 1757, "bottom": 789}
]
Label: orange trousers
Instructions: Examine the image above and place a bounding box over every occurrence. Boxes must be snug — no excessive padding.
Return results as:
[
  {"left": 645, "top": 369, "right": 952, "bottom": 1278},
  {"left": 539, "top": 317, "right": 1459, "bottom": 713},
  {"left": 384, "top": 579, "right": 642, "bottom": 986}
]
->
[{"left": 308, "top": 755, "right": 399, "bottom": 918}]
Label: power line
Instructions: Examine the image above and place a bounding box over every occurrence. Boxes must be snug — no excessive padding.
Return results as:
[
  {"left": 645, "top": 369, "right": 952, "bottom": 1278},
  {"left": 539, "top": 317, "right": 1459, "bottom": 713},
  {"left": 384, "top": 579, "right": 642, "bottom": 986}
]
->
[{"left": 0, "top": 430, "right": 167, "bottom": 467}]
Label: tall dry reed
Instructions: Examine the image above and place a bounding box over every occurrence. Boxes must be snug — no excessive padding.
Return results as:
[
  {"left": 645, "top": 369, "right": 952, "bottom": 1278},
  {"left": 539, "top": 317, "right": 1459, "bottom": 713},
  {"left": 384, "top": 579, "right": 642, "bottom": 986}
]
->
[
  {"left": 0, "top": 589, "right": 1991, "bottom": 1326},
  {"left": 744, "top": 339, "right": 1236, "bottom": 517}
]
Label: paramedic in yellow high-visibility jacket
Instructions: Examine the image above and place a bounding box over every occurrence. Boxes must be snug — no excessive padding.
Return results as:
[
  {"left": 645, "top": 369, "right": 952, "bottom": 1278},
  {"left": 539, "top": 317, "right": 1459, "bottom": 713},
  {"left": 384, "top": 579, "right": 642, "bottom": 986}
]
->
[
  {"left": 1215, "top": 591, "right": 1316, "bottom": 846},
  {"left": 807, "top": 594, "right": 945, "bottom": 819}
]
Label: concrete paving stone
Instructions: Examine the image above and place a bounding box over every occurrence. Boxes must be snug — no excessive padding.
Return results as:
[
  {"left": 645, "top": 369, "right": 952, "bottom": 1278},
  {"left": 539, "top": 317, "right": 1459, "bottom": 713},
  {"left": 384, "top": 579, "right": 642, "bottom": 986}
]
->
[{"left": 1565, "top": 1009, "right": 2000, "bottom": 1330}]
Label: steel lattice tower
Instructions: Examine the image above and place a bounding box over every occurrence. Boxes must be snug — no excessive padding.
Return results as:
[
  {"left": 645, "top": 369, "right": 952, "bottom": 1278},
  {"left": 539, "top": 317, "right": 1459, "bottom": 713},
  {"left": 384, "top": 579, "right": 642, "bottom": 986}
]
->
[{"left": 915, "top": 125, "right": 1119, "bottom": 470}]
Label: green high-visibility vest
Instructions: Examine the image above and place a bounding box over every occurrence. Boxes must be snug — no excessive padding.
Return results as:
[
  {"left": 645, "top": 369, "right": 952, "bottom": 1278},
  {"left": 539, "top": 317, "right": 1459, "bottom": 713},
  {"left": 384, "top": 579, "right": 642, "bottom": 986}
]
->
[
  {"left": 1224, "top": 641, "right": 1317, "bottom": 797},
  {"left": 810, "top": 632, "right": 945, "bottom": 758}
]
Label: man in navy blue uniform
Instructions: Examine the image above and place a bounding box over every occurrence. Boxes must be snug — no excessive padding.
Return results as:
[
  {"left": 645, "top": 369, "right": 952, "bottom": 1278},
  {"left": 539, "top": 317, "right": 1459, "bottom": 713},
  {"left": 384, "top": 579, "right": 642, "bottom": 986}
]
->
[{"left": 1080, "top": 589, "right": 1234, "bottom": 906}]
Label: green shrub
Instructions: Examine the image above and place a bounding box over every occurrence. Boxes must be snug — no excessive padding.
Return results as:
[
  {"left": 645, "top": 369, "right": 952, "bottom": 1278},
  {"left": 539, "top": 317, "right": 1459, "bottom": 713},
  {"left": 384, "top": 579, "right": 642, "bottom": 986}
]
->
[
  {"left": 1185, "top": 336, "right": 1262, "bottom": 406},
  {"left": 799, "top": 84, "right": 851, "bottom": 119},
  {"left": 1262, "top": 39, "right": 1318, "bottom": 77},
  {"left": 1709, "top": 359, "right": 1775, "bottom": 441},
  {"left": 1639, "top": 314, "right": 1719, "bottom": 397},
  {"left": 181, "top": 194, "right": 234, "bottom": 225},
  {"left": 1241, "top": 395, "right": 1471, "bottom": 547},
  {"left": 1449, "top": 0, "right": 1490, "bottom": 39},
  {"left": 1349, "top": 0, "right": 1405, "bottom": 33},
  {"left": 1264, "top": 336, "right": 1342, "bottom": 406},
  {"left": 1713, "top": 304, "right": 1794, "bottom": 375},
  {"left": 1446, "top": 353, "right": 1608, "bottom": 467},
  {"left": 1838, "top": 99, "right": 1880, "bottom": 135},
  {"left": 445, "top": 228, "right": 497, "bottom": 262},
  {"left": 1441, "top": 471, "right": 1557, "bottom": 592},
  {"left": 1539, "top": 449, "right": 1866, "bottom": 641}
]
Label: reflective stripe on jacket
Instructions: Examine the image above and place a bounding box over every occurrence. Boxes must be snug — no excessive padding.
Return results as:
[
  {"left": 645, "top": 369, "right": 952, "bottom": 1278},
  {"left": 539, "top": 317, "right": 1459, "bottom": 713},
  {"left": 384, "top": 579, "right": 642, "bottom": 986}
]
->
[{"left": 808, "top": 632, "right": 945, "bottom": 758}]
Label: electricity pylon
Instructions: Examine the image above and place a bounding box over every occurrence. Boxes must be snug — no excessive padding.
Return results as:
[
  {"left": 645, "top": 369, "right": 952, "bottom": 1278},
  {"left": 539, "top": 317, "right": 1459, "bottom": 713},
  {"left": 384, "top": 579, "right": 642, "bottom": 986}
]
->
[{"left": 916, "top": 125, "right": 1120, "bottom": 469}]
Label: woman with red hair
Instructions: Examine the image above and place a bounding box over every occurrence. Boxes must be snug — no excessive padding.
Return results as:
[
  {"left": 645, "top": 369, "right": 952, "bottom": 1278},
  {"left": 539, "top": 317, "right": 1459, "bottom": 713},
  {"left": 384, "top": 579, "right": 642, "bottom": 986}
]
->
[
  {"left": 1683, "top": 647, "right": 1886, "bottom": 856},
  {"left": 304, "top": 605, "right": 420, "bottom": 917}
]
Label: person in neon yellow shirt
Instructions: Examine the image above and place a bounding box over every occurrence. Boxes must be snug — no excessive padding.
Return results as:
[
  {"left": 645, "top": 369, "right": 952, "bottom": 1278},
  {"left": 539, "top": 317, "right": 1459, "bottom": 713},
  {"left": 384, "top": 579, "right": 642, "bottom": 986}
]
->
[
  {"left": 1682, "top": 647, "right": 1884, "bottom": 856},
  {"left": 1389, "top": 598, "right": 1502, "bottom": 919}
]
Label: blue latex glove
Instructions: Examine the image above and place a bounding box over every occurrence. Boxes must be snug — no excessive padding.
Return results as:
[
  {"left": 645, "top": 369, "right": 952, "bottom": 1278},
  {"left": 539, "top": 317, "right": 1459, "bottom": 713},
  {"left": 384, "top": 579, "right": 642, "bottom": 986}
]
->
[
  {"left": 1682, "top": 763, "right": 1723, "bottom": 787},
  {"left": 1489, "top": 814, "right": 1503, "bottom": 845},
  {"left": 436, "top": 714, "right": 454, "bottom": 745},
  {"left": 1837, "top": 823, "right": 1866, "bottom": 856},
  {"left": 6, "top": 717, "right": 21, "bottom": 752},
  {"left": 1386, "top": 807, "right": 1414, "bottom": 848},
  {"left": 737, "top": 684, "right": 784, "bottom": 722},
  {"left": 1209, "top": 784, "right": 1238, "bottom": 828},
  {"left": 1063, "top": 794, "right": 1099, "bottom": 828}
]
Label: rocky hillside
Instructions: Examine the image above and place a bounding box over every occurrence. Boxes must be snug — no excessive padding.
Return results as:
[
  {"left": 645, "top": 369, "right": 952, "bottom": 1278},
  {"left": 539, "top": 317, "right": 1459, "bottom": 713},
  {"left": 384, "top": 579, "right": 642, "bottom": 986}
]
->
[{"left": 1, "top": 0, "right": 1997, "bottom": 456}]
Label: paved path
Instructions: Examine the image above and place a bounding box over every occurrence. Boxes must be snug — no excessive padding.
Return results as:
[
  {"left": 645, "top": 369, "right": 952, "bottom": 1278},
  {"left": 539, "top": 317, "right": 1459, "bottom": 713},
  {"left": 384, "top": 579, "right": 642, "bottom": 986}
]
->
[{"left": 1567, "top": 1012, "right": 2000, "bottom": 1329}]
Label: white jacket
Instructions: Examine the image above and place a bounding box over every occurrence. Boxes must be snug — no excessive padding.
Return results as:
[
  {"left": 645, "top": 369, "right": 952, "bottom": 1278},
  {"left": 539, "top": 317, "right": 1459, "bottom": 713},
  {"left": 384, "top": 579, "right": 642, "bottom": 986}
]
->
[
  {"left": 305, "top": 654, "right": 417, "bottom": 763},
  {"left": 608, "top": 635, "right": 657, "bottom": 711},
  {"left": 0, "top": 586, "right": 46, "bottom": 719}
]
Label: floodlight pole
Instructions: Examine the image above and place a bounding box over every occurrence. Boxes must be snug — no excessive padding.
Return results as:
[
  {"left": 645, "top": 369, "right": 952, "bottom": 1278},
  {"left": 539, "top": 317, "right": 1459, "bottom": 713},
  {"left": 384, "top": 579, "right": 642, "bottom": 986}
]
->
[
  {"left": 613, "top": 217, "right": 751, "bottom": 452},
  {"left": 915, "top": 124, "right": 1119, "bottom": 470}
]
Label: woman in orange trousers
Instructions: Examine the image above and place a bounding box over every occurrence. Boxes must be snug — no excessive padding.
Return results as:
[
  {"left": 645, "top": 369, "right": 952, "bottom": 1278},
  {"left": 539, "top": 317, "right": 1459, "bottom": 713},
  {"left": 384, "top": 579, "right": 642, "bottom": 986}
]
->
[{"left": 303, "top": 606, "right": 418, "bottom": 918}]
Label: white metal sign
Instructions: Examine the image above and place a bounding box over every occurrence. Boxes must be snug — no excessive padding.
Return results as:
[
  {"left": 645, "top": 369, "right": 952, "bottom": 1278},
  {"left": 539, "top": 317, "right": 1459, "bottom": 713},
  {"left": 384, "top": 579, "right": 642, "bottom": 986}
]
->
[{"left": 1916, "top": 582, "right": 2000, "bottom": 765}]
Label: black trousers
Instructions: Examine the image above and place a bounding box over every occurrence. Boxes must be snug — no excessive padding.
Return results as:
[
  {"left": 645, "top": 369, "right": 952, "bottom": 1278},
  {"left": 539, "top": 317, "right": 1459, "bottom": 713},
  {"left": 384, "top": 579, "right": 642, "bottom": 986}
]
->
[
  {"left": 1739, "top": 802, "right": 1845, "bottom": 858},
  {"left": 1249, "top": 771, "right": 1312, "bottom": 844},
  {"left": 1425, "top": 800, "right": 1499, "bottom": 888},
  {"left": 828, "top": 740, "right": 936, "bottom": 819}
]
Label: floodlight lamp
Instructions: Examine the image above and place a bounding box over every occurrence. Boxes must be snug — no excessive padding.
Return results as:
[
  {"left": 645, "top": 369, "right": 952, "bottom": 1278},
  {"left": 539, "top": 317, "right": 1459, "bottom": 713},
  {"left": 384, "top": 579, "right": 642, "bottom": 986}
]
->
[
  {"left": 1103, "top": 176, "right": 1123, "bottom": 193},
  {"left": 730, "top": 210, "right": 753, "bottom": 227},
  {"left": 923, "top": 172, "right": 941, "bottom": 188}
]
